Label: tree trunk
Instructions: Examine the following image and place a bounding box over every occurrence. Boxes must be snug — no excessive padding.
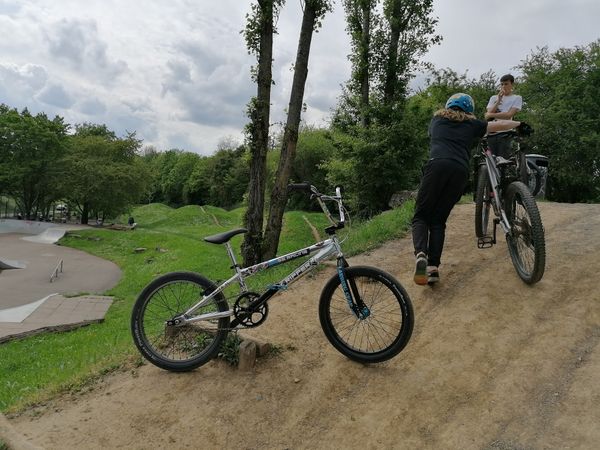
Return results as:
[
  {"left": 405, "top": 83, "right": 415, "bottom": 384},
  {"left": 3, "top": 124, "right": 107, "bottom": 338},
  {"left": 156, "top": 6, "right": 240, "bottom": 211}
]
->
[
  {"left": 383, "top": 0, "right": 404, "bottom": 105},
  {"left": 261, "top": 2, "right": 318, "bottom": 260},
  {"left": 359, "top": 1, "right": 371, "bottom": 127},
  {"left": 241, "top": 0, "right": 275, "bottom": 267},
  {"left": 81, "top": 201, "right": 89, "bottom": 225}
]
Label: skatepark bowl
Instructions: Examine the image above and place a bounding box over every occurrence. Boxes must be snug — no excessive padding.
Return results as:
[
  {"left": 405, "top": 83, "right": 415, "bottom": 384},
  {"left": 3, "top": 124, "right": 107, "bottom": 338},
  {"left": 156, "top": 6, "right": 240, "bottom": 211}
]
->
[{"left": 0, "top": 219, "right": 122, "bottom": 343}]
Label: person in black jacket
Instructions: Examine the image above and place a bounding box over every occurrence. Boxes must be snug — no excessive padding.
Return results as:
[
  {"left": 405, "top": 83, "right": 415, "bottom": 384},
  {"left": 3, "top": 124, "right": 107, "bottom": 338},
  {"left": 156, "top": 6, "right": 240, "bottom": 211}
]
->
[{"left": 412, "top": 93, "right": 524, "bottom": 286}]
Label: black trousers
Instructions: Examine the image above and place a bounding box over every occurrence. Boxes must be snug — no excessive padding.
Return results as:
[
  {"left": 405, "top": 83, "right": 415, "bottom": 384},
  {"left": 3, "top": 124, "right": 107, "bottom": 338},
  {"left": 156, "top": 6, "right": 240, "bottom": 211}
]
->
[
  {"left": 487, "top": 133, "right": 514, "bottom": 158},
  {"left": 412, "top": 158, "right": 468, "bottom": 267}
]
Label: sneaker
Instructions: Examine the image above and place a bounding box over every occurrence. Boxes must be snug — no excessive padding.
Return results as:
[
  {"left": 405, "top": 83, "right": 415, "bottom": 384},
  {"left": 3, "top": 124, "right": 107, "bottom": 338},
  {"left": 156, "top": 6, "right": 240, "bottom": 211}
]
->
[
  {"left": 427, "top": 266, "right": 439, "bottom": 285},
  {"left": 413, "top": 252, "right": 428, "bottom": 285}
]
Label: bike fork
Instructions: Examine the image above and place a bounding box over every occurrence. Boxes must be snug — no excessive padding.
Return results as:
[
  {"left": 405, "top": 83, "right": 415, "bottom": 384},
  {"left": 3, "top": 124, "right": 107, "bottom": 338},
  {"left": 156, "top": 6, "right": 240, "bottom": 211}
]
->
[{"left": 337, "top": 257, "right": 370, "bottom": 319}]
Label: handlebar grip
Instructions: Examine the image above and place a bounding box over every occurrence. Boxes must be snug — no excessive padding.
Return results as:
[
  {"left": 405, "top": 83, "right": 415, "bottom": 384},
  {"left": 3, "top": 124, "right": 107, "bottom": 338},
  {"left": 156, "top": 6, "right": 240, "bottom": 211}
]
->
[{"left": 287, "top": 183, "right": 312, "bottom": 193}]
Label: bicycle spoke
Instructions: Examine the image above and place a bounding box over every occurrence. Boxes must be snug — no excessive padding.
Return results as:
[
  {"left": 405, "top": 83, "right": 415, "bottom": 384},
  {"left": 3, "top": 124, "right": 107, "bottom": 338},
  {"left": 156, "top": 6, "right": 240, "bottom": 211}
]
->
[
  {"left": 326, "top": 275, "right": 404, "bottom": 354},
  {"left": 132, "top": 274, "right": 229, "bottom": 370}
]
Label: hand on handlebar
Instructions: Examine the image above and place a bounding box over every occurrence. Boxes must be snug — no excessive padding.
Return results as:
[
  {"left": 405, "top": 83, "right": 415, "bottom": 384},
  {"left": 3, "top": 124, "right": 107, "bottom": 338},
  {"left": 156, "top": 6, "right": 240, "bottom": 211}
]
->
[{"left": 516, "top": 121, "right": 534, "bottom": 137}]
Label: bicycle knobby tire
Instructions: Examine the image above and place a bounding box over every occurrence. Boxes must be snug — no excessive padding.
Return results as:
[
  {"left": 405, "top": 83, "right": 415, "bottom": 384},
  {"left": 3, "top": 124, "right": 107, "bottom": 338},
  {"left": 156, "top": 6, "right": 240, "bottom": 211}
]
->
[
  {"left": 475, "top": 165, "right": 492, "bottom": 238},
  {"left": 131, "top": 271, "right": 230, "bottom": 371},
  {"left": 318, "top": 266, "right": 414, "bottom": 363},
  {"left": 505, "top": 182, "right": 546, "bottom": 284}
]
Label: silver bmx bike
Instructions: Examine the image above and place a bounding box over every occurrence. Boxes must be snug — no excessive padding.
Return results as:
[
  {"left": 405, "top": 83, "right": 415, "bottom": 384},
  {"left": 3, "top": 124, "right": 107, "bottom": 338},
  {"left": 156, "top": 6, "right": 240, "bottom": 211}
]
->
[{"left": 131, "top": 184, "right": 414, "bottom": 371}]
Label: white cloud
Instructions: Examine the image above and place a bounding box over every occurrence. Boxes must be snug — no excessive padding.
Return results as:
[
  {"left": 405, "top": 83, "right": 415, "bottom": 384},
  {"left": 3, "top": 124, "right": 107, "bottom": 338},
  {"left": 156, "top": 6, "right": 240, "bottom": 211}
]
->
[
  {"left": 44, "top": 17, "right": 128, "bottom": 81},
  {"left": 37, "top": 83, "right": 74, "bottom": 108}
]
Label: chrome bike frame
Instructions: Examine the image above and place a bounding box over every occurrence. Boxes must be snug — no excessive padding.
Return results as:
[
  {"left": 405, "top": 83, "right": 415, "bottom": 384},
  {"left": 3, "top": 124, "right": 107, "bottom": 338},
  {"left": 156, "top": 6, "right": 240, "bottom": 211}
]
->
[{"left": 173, "top": 186, "right": 348, "bottom": 326}]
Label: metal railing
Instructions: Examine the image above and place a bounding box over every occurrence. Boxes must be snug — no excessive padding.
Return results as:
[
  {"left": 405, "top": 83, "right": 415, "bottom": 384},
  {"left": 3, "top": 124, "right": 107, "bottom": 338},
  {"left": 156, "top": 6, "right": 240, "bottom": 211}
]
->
[{"left": 50, "top": 259, "right": 63, "bottom": 283}]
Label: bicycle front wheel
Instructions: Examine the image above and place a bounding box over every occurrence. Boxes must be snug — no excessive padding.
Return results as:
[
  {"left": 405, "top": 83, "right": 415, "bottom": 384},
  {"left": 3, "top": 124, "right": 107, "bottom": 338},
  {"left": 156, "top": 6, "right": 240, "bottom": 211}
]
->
[
  {"left": 131, "top": 271, "right": 230, "bottom": 371},
  {"left": 505, "top": 182, "right": 546, "bottom": 284},
  {"left": 475, "top": 165, "right": 493, "bottom": 238},
  {"left": 319, "top": 266, "right": 413, "bottom": 364}
]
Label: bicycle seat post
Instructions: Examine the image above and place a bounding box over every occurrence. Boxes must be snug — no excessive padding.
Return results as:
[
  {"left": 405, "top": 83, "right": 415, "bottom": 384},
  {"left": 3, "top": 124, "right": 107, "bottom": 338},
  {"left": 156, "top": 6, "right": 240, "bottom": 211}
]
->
[{"left": 224, "top": 241, "right": 248, "bottom": 291}]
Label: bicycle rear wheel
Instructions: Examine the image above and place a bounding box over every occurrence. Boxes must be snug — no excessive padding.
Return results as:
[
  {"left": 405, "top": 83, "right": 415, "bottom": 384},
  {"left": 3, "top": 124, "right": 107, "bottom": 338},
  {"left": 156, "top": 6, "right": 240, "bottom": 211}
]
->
[
  {"left": 526, "top": 159, "right": 543, "bottom": 196},
  {"left": 319, "top": 266, "right": 413, "bottom": 364},
  {"left": 131, "top": 271, "right": 230, "bottom": 371},
  {"left": 475, "top": 165, "right": 493, "bottom": 238},
  {"left": 505, "top": 182, "right": 546, "bottom": 284}
]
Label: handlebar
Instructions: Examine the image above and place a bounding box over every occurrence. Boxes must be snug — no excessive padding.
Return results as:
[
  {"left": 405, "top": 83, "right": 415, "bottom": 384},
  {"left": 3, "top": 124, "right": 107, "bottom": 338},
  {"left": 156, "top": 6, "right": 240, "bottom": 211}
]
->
[
  {"left": 287, "top": 183, "right": 346, "bottom": 234},
  {"left": 287, "top": 182, "right": 312, "bottom": 193}
]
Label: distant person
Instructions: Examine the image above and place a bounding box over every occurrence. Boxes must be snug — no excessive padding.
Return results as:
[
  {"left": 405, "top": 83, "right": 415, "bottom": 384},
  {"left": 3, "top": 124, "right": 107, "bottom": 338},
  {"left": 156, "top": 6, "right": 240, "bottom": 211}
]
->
[
  {"left": 412, "top": 93, "right": 527, "bottom": 286},
  {"left": 485, "top": 74, "right": 523, "bottom": 158},
  {"left": 128, "top": 216, "right": 137, "bottom": 230}
]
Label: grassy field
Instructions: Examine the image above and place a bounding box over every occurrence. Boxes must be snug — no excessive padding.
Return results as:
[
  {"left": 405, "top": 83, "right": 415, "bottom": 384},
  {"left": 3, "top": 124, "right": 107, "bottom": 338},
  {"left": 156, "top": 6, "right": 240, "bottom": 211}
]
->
[{"left": 0, "top": 201, "right": 414, "bottom": 413}]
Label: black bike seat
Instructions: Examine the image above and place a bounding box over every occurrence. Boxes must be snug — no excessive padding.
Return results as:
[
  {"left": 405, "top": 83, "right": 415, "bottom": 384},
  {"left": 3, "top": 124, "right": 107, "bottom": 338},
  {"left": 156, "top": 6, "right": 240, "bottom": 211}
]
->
[{"left": 204, "top": 228, "right": 248, "bottom": 244}]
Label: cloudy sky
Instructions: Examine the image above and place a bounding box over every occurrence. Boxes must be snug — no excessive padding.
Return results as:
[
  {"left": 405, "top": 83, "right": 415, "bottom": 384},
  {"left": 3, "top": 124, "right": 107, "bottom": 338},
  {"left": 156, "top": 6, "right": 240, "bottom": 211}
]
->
[{"left": 1, "top": 0, "right": 598, "bottom": 155}]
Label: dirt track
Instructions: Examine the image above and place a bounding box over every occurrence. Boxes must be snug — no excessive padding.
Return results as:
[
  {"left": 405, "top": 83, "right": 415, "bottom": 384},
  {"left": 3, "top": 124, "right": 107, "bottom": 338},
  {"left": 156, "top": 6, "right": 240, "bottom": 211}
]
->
[{"left": 8, "top": 202, "right": 600, "bottom": 449}]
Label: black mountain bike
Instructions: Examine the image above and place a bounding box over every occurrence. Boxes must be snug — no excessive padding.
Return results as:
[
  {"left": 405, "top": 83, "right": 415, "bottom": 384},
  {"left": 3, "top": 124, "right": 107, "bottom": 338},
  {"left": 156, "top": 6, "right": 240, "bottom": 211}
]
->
[
  {"left": 474, "top": 130, "right": 546, "bottom": 284},
  {"left": 131, "top": 184, "right": 414, "bottom": 371}
]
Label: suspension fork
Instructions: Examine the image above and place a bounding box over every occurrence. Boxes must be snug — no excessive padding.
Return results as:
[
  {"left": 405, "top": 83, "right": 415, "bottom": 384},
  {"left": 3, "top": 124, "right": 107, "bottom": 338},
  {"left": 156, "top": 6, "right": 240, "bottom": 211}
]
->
[{"left": 336, "top": 257, "right": 370, "bottom": 319}]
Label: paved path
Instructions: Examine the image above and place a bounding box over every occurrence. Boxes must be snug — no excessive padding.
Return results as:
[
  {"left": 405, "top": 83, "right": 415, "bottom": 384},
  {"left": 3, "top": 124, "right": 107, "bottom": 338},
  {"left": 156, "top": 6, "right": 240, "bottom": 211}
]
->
[{"left": 0, "top": 220, "right": 122, "bottom": 342}]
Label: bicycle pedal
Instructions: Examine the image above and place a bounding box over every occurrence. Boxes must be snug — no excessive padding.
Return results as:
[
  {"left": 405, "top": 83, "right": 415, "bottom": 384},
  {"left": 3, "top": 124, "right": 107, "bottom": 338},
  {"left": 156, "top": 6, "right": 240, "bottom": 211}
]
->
[{"left": 477, "top": 236, "right": 494, "bottom": 249}]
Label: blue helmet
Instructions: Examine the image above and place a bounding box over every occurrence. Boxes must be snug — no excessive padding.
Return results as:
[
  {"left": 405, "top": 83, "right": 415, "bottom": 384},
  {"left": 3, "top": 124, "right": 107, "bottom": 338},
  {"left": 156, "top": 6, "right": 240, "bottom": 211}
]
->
[{"left": 445, "top": 93, "right": 474, "bottom": 114}]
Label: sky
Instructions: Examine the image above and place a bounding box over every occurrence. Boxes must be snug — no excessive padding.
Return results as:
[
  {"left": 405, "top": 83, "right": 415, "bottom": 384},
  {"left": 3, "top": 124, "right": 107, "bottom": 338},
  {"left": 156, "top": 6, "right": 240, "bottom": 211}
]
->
[{"left": 1, "top": 0, "right": 598, "bottom": 155}]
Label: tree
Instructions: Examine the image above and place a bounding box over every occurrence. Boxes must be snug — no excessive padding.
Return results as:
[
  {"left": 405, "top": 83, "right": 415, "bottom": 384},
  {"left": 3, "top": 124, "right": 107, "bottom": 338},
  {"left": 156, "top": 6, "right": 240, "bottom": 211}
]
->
[
  {"left": 261, "top": 0, "right": 333, "bottom": 259},
  {"left": 63, "top": 125, "right": 148, "bottom": 223},
  {"left": 0, "top": 106, "right": 68, "bottom": 219},
  {"left": 343, "top": 0, "right": 378, "bottom": 127},
  {"left": 161, "top": 151, "right": 201, "bottom": 206},
  {"left": 517, "top": 41, "right": 600, "bottom": 202},
  {"left": 380, "top": 0, "right": 440, "bottom": 109},
  {"left": 185, "top": 144, "right": 250, "bottom": 208},
  {"left": 336, "top": 0, "right": 440, "bottom": 128},
  {"left": 241, "top": 0, "right": 284, "bottom": 266}
]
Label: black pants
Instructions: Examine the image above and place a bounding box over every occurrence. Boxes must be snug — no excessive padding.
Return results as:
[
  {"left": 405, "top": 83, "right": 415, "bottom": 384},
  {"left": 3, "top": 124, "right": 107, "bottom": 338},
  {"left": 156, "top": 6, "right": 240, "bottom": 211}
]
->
[
  {"left": 412, "top": 158, "right": 468, "bottom": 267},
  {"left": 487, "top": 133, "right": 513, "bottom": 158}
]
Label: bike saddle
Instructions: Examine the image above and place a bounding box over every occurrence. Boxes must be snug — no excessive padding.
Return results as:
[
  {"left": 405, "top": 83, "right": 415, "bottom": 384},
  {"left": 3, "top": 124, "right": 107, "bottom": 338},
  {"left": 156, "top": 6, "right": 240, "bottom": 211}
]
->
[{"left": 204, "top": 228, "right": 248, "bottom": 244}]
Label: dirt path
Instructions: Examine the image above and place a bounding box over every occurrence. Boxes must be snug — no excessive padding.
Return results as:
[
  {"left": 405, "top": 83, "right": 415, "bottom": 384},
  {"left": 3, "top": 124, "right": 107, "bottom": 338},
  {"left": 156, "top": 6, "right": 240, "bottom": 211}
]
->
[{"left": 8, "top": 202, "right": 600, "bottom": 449}]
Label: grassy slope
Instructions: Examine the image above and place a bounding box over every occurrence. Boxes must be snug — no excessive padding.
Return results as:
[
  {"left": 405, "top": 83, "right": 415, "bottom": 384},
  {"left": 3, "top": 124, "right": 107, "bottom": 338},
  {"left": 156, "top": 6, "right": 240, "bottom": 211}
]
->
[{"left": 0, "top": 201, "right": 414, "bottom": 412}]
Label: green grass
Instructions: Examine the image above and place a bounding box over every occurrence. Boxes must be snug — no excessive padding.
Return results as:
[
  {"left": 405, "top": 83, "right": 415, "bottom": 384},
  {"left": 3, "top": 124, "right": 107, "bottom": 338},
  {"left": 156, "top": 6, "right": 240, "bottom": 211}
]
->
[{"left": 0, "top": 201, "right": 414, "bottom": 413}]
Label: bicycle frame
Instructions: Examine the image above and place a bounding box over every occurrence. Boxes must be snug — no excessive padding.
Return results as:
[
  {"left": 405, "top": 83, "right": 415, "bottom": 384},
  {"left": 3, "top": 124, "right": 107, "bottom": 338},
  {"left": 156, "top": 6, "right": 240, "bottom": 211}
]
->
[
  {"left": 175, "top": 237, "right": 343, "bottom": 326},
  {"left": 172, "top": 185, "right": 353, "bottom": 327},
  {"left": 481, "top": 147, "right": 512, "bottom": 235}
]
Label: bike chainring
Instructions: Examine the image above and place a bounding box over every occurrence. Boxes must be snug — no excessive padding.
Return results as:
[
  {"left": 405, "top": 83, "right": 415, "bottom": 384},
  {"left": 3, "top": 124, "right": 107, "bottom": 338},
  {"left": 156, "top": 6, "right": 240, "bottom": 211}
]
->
[{"left": 233, "top": 292, "right": 268, "bottom": 328}]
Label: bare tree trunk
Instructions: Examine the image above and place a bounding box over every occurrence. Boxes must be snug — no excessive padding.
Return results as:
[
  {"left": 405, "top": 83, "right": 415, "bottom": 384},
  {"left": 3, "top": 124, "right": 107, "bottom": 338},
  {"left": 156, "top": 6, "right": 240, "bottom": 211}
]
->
[
  {"left": 241, "top": 0, "right": 276, "bottom": 267},
  {"left": 261, "top": 2, "right": 318, "bottom": 260}
]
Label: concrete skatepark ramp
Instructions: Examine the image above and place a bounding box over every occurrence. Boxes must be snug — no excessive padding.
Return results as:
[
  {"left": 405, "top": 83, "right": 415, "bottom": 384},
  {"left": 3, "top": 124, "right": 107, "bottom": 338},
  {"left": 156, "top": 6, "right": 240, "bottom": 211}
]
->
[
  {"left": 0, "top": 258, "right": 25, "bottom": 272},
  {"left": 0, "top": 218, "right": 83, "bottom": 243},
  {"left": 0, "top": 219, "right": 122, "bottom": 342}
]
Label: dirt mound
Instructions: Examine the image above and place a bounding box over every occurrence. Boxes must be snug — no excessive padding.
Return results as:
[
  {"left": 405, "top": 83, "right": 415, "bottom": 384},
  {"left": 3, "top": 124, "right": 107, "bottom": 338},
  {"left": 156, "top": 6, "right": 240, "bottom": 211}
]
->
[{"left": 8, "top": 202, "right": 600, "bottom": 449}]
